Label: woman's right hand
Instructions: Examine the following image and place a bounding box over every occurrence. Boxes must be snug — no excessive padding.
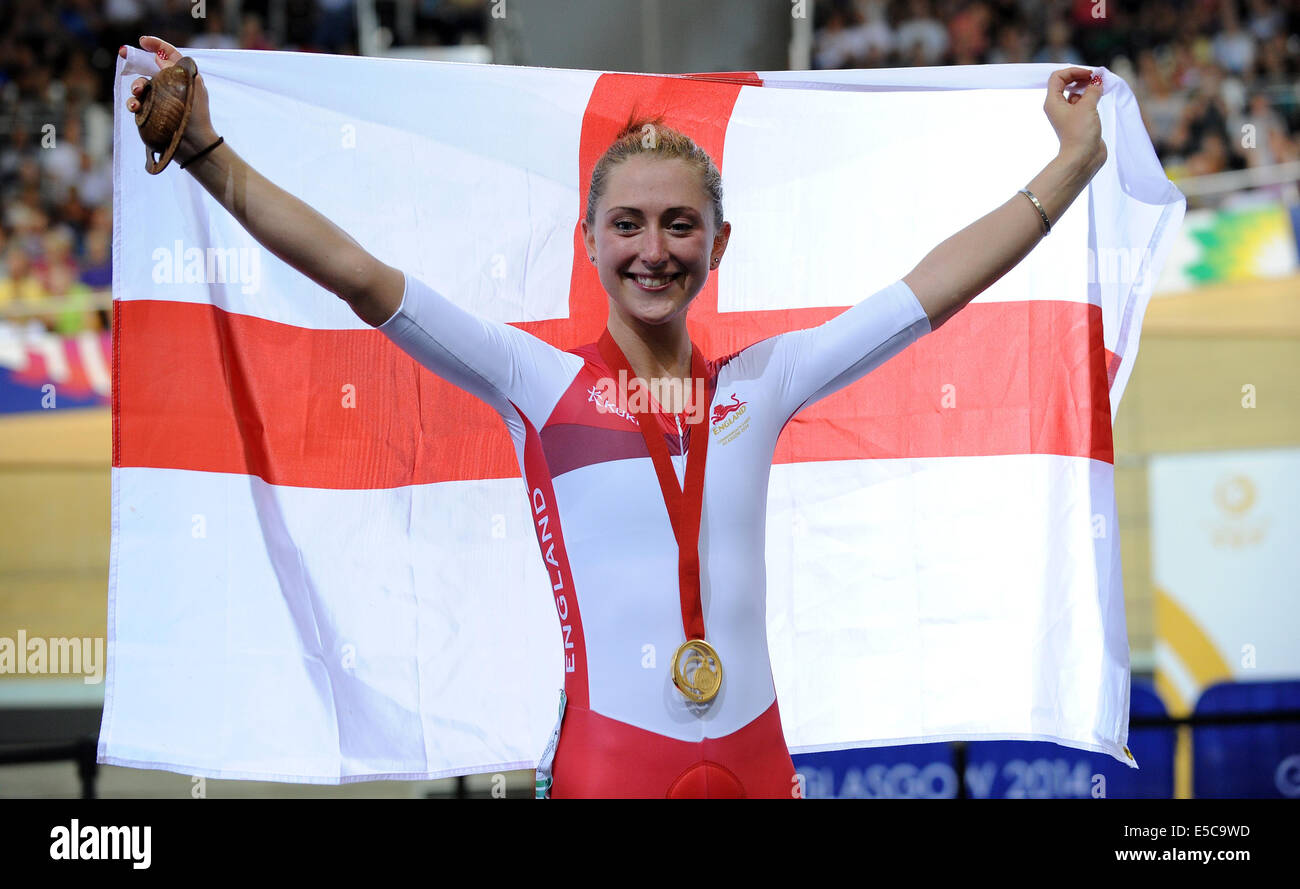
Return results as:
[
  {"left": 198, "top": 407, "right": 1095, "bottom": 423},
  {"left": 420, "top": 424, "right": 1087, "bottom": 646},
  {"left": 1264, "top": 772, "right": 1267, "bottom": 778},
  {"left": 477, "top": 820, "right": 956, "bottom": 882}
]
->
[
  {"left": 119, "top": 36, "right": 219, "bottom": 164},
  {"left": 116, "top": 35, "right": 401, "bottom": 323}
]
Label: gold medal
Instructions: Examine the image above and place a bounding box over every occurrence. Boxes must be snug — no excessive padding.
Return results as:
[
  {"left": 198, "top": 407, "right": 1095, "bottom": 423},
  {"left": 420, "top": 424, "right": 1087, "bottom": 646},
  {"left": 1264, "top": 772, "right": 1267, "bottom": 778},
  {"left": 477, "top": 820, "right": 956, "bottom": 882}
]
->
[{"left": 672, "top": 639, "right": 723, "bottom": 703}]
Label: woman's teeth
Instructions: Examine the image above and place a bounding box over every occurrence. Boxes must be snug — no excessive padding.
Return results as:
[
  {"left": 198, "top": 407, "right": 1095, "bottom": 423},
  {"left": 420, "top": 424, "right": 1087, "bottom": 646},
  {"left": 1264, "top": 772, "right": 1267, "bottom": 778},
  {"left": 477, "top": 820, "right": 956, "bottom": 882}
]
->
[{"left": 631, "top": 274, "right": 676, "bottom": 289}]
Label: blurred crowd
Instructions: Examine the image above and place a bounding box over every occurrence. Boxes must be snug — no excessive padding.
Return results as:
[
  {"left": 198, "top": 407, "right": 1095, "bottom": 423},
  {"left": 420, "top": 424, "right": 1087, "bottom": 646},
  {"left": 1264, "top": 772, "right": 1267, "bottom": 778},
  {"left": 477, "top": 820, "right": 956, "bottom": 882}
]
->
[
  {"left": 815, "top": 0, "right": 1300, "bottom": 180},
  {"left": 2, "top": 1, "right": 1297, "bottom": 335},
  {"left": 0, "top": 0, "right": 487, "bottom": 333}
]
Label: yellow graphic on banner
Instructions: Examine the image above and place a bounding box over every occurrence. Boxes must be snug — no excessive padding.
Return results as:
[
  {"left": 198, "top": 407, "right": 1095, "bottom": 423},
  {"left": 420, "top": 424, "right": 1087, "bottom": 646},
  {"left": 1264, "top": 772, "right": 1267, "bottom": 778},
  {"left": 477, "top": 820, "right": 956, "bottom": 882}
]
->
[{"left": 1154, "top": 586, "right": 1233, "bottom": 799}]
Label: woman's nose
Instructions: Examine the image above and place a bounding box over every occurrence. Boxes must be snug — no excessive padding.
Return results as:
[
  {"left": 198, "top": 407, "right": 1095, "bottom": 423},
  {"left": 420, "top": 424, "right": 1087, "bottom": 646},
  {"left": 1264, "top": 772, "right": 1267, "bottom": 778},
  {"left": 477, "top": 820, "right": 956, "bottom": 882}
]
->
[{"left": 639, "top": 229, "right": 668, "bottom": 265}]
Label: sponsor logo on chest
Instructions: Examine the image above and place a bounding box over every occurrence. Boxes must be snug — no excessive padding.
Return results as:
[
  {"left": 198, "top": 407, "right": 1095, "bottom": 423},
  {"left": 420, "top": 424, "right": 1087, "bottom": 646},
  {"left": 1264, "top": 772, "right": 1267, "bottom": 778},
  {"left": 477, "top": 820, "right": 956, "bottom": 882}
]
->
[{"left": 586, "top": 384, "right": 639, "bottom": 425}]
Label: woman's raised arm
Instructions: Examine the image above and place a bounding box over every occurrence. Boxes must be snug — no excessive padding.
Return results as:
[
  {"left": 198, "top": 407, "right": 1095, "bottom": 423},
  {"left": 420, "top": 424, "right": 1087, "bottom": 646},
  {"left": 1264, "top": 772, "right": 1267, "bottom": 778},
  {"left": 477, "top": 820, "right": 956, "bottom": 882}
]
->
[
  {"left": 902, "top": 67, "right": 1108, "bottom": 331},
  {"left": 120, "top": 36, "right": 404, "bottom": 327}
]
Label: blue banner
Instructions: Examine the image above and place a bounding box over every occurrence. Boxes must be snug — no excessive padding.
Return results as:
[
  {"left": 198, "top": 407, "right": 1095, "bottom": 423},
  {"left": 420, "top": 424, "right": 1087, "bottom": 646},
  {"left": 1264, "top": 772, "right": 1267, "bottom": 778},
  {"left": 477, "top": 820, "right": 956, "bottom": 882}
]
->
[
  {"left": 1194, "top": 679, "right": 1300, "bottom": 798},
  {"left": 792, "top": 681, "right": 1174, "bottom": 798},
  {"left": 0, "top": 324, "right": 111, "bottom": 413}
]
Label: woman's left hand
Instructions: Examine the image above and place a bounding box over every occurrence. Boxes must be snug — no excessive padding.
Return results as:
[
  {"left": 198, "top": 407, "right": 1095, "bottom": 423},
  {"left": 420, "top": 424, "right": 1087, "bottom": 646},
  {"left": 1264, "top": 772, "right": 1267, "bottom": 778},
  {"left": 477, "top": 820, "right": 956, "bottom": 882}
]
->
[{"left": 1044, "top": 66, "right": 1107, "bottom": 177}]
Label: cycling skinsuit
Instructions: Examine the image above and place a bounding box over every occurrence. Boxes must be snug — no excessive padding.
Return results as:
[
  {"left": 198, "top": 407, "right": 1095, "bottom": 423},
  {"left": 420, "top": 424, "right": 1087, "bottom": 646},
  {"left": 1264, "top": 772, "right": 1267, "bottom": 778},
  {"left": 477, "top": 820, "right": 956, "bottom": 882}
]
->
[{"left": 378, "top": 271, "right": 931, "bottom": 798}]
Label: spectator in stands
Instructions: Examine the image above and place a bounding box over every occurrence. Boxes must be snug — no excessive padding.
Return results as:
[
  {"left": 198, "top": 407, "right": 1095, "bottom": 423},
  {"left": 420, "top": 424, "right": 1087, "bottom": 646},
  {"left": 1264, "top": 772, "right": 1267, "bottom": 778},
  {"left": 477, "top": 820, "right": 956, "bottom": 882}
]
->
[
  {"left": 814, "top": 5, "right": 867, "bottom": 70},
  {"left": 80, "top": 209, "right": 113, "bottom": 332},
  {"left": 55, "top": 184, "right": 92, "bottom": 246},
  {"left": 79, "top": 225, "right": 112, "bottom": 293},
  {"left": 987, "top": 20, "right": 1032, "bottom": 64},
  {"left": 73, "top": 143, "right": 112, "bottom": 209},
  {"left": 850, "top": 0, "right": 896, "bottom": 66},
  {"left": 1136, "top": 50, "right": 1186, "bottom": 157},
  {"left": 57, "top": 0, "right": 102, "bottom": 48},
  {"left": 153, "top": 0, "right": 199, "bottom": 40},
  {"left": 5, "top": 178, "right": 50, "bottom": 254},
  {"left": 0, "top": 245, "right": 48, "bottom": 312},
  {"left": 1213, "top": 1, "right": 1257, "bottom": 74},
  {"left": 34, "top": 227, "right": 79, "bottom": 294},
  {"left": 1254, "top": 32, "right": 1297, "bottom": 91},
  {"left": 1170, "top": 40, "right": 1205, "bottom": 91},
  {"left": 1166, "top": 89, "right": 1229, "bottom": 168},
  {"left": 48, "top": 262, "right": 99, "bottom": 335},
  {"left": 947, "top": 1, "right": 992, "bottom": 65},
  {"left": 1245, "top": 0, "right": 1285, "bottom": 40},
  {"left": 189, "top": 10, "right": 238, "bottom": 50},
  {"left": 38, "top": 115, "right": 85, "bottom": 204},
  {"left": 240, "top": 13, "right": 276, "bottom": 51},
  {"left": 60, "top": 48, "right": 102, "bottom": 108},
  {"left": 0, "top": 126, "right": 39, "bottom": 202},
  {"left": 1034, "top": 18, "right": 1082, "bottom": 64},
  {"left": 1233, "top": 91, "right": 1298, "bottom": 167},
  {"left": 1187, "top": 131, "right": 1232, "bottom": 176},
  {"left": 895, "top": 0, "right": 949, "bottom": 66},
  {"left": 103, "top": 0, "right": 149, "bottom": 61}
]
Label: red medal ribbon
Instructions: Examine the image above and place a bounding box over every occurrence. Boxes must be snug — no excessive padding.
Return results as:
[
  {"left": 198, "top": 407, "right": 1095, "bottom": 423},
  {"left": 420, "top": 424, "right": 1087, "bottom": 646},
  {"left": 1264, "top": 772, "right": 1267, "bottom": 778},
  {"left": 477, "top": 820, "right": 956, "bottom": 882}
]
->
[{"left": 597, "top": 329, "right": 715, "bottom": 642}]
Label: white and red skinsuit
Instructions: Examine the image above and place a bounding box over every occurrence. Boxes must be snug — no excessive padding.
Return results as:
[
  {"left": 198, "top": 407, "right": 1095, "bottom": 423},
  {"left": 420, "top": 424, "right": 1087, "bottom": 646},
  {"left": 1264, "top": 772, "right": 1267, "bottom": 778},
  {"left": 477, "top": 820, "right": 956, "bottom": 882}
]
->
[{"left": 379, "top": 270, "right": 930, "bottom": 797}]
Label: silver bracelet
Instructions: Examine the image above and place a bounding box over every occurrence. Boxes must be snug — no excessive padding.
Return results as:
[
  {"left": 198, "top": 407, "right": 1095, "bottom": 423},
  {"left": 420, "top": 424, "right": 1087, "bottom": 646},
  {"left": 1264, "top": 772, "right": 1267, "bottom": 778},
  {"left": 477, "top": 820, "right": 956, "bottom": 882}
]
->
[{"left": 1019, "top": 188, "right": 1051, "bottom": 236}]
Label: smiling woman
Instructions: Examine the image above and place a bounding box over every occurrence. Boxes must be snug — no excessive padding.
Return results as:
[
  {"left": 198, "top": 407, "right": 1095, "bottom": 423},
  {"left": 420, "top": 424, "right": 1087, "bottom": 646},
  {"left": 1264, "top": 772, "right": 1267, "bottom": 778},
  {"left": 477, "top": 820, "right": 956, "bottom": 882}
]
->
[
  {"left": 122, "top": 34, "right": 1108, "bottom": 798},
  {"left": 580, "top": 116, "right": 733, "bottom": 412}
]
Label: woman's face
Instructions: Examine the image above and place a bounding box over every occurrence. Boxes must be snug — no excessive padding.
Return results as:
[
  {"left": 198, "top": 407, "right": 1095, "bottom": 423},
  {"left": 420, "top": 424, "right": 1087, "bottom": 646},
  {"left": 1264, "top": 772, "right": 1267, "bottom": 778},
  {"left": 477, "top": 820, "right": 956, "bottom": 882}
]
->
[{"left": 582, "top": 154, "right": 730, "bottom": 331}]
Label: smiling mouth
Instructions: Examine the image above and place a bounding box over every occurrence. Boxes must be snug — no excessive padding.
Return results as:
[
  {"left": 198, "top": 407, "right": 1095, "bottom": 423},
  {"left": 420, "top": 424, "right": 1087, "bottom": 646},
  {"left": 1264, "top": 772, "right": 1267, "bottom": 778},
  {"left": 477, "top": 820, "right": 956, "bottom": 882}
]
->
[{"left": 625, "top": 272, "right": 681, "bottom": 291}]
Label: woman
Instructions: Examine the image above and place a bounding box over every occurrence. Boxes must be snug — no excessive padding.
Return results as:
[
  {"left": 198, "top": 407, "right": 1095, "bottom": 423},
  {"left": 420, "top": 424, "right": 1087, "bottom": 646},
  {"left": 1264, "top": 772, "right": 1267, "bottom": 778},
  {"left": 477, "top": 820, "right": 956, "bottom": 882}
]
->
[{"left": 121, "top": 36, "right": 1107, "bottom": 798}]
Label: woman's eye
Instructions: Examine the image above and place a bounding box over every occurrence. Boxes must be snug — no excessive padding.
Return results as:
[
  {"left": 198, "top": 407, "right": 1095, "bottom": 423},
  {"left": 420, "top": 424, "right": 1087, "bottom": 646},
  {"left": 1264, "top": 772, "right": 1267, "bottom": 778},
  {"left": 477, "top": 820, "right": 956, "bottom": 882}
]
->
[{"left": 613, "top": 220, "right": 691, "bottom": 232}]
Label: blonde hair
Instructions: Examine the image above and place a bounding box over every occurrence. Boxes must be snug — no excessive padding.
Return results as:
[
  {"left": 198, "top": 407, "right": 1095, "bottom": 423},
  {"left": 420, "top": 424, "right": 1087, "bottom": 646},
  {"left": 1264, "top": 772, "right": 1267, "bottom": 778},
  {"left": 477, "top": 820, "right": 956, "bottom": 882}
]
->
[{"left": 584, "top": 113, "right": 725, "bottom": 233}]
